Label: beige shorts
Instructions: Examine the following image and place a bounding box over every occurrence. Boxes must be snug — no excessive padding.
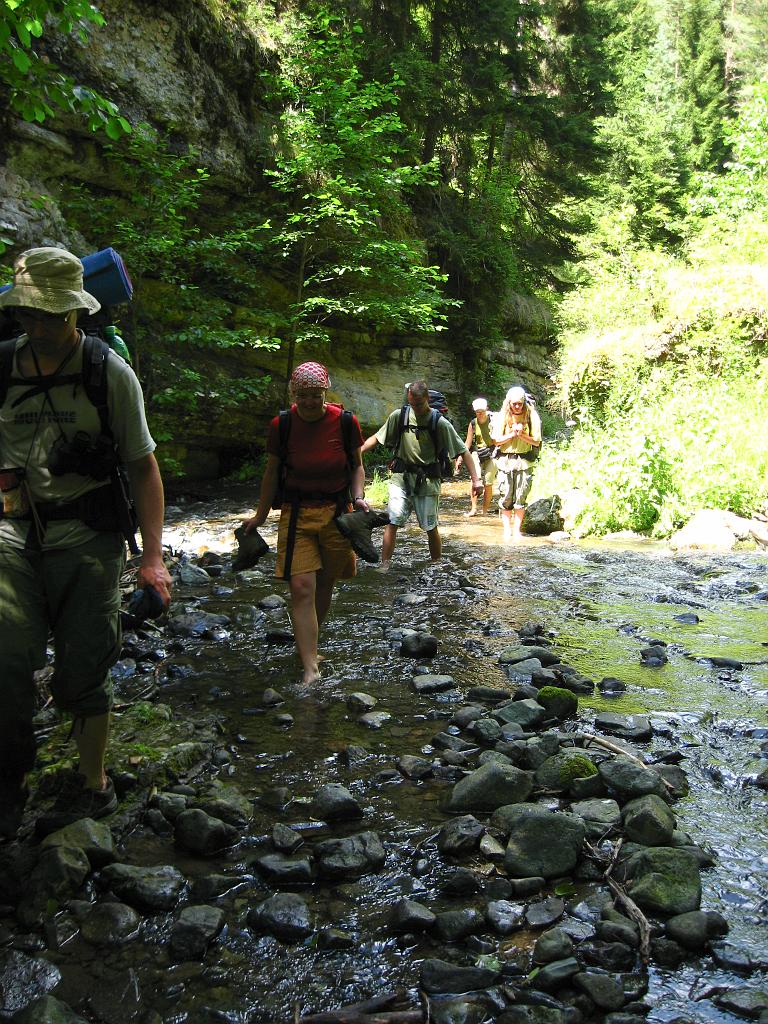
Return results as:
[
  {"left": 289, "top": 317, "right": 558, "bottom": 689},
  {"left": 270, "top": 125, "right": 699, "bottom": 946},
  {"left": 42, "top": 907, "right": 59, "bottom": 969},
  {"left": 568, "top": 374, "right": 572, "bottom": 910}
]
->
[
  {"left": 471, "top": 451, "right": 498, "bottom": 487},
  {"left": 276, "top": 504, "right": 356, "bottom": 579}
]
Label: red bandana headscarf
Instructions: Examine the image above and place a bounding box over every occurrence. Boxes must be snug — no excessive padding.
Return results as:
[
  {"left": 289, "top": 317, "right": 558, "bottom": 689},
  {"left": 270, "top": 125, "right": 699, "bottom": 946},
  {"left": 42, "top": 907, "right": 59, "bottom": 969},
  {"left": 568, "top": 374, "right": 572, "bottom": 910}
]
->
[{"left": 290, "top": 361, "right": 330, "bottom": 391}]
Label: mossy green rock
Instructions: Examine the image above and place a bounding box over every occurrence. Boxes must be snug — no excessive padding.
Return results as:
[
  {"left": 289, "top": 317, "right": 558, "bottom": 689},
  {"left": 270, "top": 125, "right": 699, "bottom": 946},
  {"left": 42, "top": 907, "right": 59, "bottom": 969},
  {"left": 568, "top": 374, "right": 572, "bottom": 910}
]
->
[
  {"left": 625, "top": 847, "right": 702, "bottom": 915},
  {"left": 535, "top": 751, "right": 598, "bottom": 792},
  {"left": 536, "top": 686, "right": 578, "bottom": 720}
]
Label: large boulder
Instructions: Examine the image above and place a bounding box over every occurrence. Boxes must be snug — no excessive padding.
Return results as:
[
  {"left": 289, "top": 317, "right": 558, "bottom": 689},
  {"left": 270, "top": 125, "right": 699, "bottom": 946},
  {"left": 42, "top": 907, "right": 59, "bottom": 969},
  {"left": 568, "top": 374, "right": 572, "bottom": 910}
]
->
[
  {"left": 621, "top": 794, "right": 676, "bottom": 846},
  {"left": 624, "top": 847, "right": 702, "bottom": 915},
  {"left": 522, "top": 496, "right": 564, "bottom": 536},
  {"left": 446, "top": 761, "right": 533, "bottom": 813},
  {"left": 503, "top": 807, "right": 586, "bottom": 878}
]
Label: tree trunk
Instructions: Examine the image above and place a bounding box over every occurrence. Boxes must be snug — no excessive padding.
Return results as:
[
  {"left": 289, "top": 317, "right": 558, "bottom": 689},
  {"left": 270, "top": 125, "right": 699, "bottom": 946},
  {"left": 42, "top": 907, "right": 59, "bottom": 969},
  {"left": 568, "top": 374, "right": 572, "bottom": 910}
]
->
[{"left": 421, "top": 1, "right": 444, "bottom": 163}]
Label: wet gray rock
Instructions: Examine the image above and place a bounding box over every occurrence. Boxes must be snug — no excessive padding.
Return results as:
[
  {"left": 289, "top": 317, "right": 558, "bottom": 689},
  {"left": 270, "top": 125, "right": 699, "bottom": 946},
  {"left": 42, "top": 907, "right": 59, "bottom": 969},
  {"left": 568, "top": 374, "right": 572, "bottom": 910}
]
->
[
  {"left": 486, "top": 899, "right": 525, "bottom": 935},
  {"left": 446, "top": 760, "right": 534, "bottom": 813},
  {"left": 79, "top": 902, "right": 141, "bottom": 946},
  {"left": 504, "top": 808, "right": 585, "bottom": 879},
  {"left": 174, "top": 808, "right": 239, "bottom": 854},
  {"left": 653, "top": 763, "right": 689, "bottom": 798},
  {"left": 499, "top": 645, "right": 560, "bottom": 668},
  {"left": 594, "top": 712, "right": 653, "bottom": 742},
  {"left": 192, "top": 784, "right": 254, "bottom": 827},
  {"left": 253, "top": 853, "right": 313, "bottom": 885},
  {"left": 466, "top": 718, "right": 503, "bottom": 744},
  {"left": 249, "top": 892, "right": 313, "bottom": 943},
  {"left": 437, "top": 815, "right": 484, "bottom": 856},
  {"left": 503, "top": 659, "right": 544, "bottom": 680},
  {"left": 621, "top": 794, "right": 676, "bottom": 846},
  {"left": 536, "top": 688, "right": 578, "bottom": 721},
  {"left": 494, "top": 699, "right": 547, "bottom": 730},
  {"left": 599, "top": 757, "right": 668, "bottom": 802},
  {"left": 578, "top": 939, "right": 637, "bottom": 971},
  {"left": 534, "top": 751, "right": 599, "bottom": 792},
  {"left": 170, "top": 904, "right": 225, "bottom": 959},
  {"left": 314, "top": 831, "right": 386, "bottom": 879},
  {"left": 400, "top": 633, "right": 438, "bottom": 658},
  {"left": 624, "top": 847, "right": 701, "bottom": 915},
  {"left": 522, "top": 496, "right": 564, "bottom": 536},
  {"left": 191, "top": 874, "right": 251, "bottom": 900},
  {"left": 0, "top": 952, "right": 61, "bottom": 1019},
  {"left": 412, "top": 674, "right": 456, "bottom": 694},
  {"left": 390, "top": 898, "right": 436, "bottom": 933},
  {"left": 430, "top": 997, "right": 492, "bottom": 1024},
  {"left": 358, "top": 711, "right": 392, "bottom": 729},
  {"left": 420, "top": 958, "right": 501, "bottom": 994},
  {"left": 316, "top": 928, "right": 355, "bottom": 950},
  {"left": 571, "top": 798, "right": 622, "bottom": 830},
  {"left": 100, "top": 864, "right": 186, "bottom": 912},
  {"left": 434, "top": 732, "right": 476, "bottom": 753},
  {"left": 152, "top": 792, "right": 188, "bottom": 821},
  {"left": 665, "top": 910, "right": 728, "bottom": 950},
  {"left": 11, "top": 995, "right": 88, "bottom": 1023},
  {"left": 347, "top": 692, "right": 377, "bottom": 711},
  {"left": 272, "top": 823, "right": 303, "bottom": 854},
  {"left": 258, "top": 593, "right": 286, "bottom": 609},
  {"left": 713, "top": 987, "right": 768, "bottom": 1018},
  {"left": 479, "top": 833, "right": 506, "bottom": 861},
  {"left": 534, "top": 927, "right": 574, "bottom": 963},
  {"left": 599, "top": 677, "right": 628, "bottom": 694},
  {"left": 310, "top": 783, "right": 363, "bottom": 821},
  {"left": 640, "top": 644, "right": 668, "bottom": 666},
  {"left": 596, "top": 921, "right": 640, "bottom": 949},
  {"left": 525, "top": 897, "right": 566, "bottom": 929},
  {"left": 167, "top": 611, "right": 231, "bottom": 637},
  {"left": 178, "top": 560, "right": 211, "bottom": 585},
  {"left": 509, "top": 877, "right": 546, "bottom": 897},
  {"left": 467, "top": 687, "right": 511, "bottom": 703},
  {"left": 40, "top": 818, "right": 116, "bottom": 870},
  {"left": 398, "top": 755, "right": 434, "bottom": 779},
  {"left": 711, "top": 942, "right": 768, "bottom": 973},
  {"left": 575, "top": 972, "right": 627, "bottom": 1010},
  {"left": 441, "top": 867, "right": 481, "bottom": 896},
  {"left": 262, "top": 687, "right": 285, "bottom": 705},
  {"left": 434, "top": 907, "right": 484, "bottom": 941},
  {"left": 530, "top": 956, "right": 580, "bottom": 991},
  {"left": 396, "top": 593, "right": 428, "bottom": 607}
]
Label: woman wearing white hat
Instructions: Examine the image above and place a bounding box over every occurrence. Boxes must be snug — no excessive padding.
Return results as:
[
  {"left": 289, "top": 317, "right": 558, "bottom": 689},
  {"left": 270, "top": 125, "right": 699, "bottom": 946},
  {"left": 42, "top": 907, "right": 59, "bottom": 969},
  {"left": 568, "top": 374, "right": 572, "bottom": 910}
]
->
[
  {"left": 457, "top": 397, "right": 497, "bottom": 516},
  {"left": 491, "top": 386, "right": 541, "bottom": 542}
]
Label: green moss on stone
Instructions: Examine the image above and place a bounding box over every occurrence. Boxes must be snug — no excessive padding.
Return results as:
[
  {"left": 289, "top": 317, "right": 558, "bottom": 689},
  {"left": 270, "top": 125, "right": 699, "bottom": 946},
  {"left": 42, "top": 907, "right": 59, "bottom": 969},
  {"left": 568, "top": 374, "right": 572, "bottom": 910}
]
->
[
  {"left": 537, "top": 685, "right": 579, "bottom": 720},
  {"left": 558, "top": 753, "right": 598, "bottom": 785}
]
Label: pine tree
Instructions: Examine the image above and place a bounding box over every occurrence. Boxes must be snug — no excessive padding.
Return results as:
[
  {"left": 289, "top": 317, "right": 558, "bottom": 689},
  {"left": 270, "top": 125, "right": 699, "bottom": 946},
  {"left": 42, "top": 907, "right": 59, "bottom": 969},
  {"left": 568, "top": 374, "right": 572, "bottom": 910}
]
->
[{"left": 678, "top": 0, "right": 729, "bottom": 170}]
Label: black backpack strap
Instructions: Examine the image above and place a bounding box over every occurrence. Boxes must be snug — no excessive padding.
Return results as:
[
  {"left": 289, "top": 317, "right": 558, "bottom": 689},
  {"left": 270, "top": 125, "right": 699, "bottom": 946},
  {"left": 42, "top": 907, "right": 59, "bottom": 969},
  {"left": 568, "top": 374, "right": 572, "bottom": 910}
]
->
[
  {"left": 391, "top": 404, "right": 409, "bottom": 456},
  {"left": 0, "top": 338, "right": 17, "bottom": 409},
  {"left": 427, "top": 408, "right": 444, "bottom": 459},
  {"left": 82, "top": 334, "right": 111, "bottom": 437},
  {"left": 340, "top": 408, "right": 355, "bottom": 469}
]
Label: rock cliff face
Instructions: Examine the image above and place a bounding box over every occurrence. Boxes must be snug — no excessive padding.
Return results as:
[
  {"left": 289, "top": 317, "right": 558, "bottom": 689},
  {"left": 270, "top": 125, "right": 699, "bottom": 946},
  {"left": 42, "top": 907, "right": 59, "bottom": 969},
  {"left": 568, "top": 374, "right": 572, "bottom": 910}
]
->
[{"left": 0, "top": 0, "right": 553, "bottom": 476}]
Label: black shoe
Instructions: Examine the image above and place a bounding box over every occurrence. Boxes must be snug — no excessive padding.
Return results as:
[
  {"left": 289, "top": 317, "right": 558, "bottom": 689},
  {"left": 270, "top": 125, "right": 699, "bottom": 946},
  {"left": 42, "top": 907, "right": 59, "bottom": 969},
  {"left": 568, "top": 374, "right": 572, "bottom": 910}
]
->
[
  {"left": 35, "top": 774, "right": 118, "bottom": 839},
  {"left": 334, "top": 509, "right": 389, "bottom": 563},
  {"left": 0, "top": 774, "right": 29, "bottom": 842},
  {"left": 233, "top": 525, "right": 270, "bottom": 571}
]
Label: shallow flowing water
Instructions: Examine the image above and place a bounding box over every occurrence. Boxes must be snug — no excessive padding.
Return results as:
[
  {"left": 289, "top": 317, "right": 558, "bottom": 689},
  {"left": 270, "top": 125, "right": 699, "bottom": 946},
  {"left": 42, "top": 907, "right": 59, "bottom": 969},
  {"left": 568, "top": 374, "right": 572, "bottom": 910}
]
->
[{"left": 40, "top": 485, "right": 768, "bottom": 1023}]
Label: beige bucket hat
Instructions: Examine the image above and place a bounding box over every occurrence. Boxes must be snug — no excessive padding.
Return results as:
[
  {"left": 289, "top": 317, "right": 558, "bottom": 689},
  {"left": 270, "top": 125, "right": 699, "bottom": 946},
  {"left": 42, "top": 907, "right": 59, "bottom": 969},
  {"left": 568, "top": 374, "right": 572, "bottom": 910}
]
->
[{"left": 0, "top": 247, "right": 101, "bottom": 314}]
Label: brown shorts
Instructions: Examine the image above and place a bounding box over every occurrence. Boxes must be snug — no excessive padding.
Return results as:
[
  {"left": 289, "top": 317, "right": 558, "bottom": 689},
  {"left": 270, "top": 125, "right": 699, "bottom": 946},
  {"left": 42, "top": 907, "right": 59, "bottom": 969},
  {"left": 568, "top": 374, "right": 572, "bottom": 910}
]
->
[{"left": 276, "top": 504, "right": 356, "bottom": 579}]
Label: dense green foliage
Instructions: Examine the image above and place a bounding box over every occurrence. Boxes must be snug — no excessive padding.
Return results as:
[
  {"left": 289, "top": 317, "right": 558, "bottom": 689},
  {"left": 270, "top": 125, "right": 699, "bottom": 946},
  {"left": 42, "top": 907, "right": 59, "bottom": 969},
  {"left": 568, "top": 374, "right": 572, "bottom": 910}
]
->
[
  {"left": 0, "top": 0, "right": 129, "bottom": 144},
  {"left": 5, "top": 0, "right": 768, "bottom": 520}
]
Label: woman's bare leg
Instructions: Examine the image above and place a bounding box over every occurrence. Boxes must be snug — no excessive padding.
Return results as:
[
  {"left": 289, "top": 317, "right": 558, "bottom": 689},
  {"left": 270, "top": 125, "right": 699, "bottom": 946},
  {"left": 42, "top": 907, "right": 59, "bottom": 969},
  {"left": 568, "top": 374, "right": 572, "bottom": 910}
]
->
[{"left": 289, "top": 571, "right": 321, "bottom": 684}]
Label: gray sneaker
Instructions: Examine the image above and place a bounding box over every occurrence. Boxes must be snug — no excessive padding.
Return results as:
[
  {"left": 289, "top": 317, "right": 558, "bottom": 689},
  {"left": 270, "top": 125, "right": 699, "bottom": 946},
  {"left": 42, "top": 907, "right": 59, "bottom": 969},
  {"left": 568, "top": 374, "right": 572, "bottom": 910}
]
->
[
  {"left": 334, "top": 509, "right": 389, "bottom": 563},
  {"left": 35, "top": 774, "right": 118, "bottom": 838},
  {"left": 233, "top": 525, "right": 270, "bottom": 571}
]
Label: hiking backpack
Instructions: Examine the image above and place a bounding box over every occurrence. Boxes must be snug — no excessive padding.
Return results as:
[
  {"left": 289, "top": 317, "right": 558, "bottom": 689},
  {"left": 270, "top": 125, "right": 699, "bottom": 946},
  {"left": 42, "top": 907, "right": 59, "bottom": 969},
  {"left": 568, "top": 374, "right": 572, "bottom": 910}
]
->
[
  {"left": 391, "top": 403, "right": 454, "bottom": 481},
  {"left": 273, "top": 403, "right": 357, "bottom": 508},
  {"left": 0, "top": 333, "right": 139, "bottom": 550}
]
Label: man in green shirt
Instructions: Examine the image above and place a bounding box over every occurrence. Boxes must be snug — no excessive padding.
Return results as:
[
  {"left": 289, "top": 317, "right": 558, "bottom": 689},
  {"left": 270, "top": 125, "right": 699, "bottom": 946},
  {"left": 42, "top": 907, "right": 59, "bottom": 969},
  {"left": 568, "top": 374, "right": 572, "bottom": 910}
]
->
[{"left": 361, "top": 380, "right": 482, "bottom": 572}]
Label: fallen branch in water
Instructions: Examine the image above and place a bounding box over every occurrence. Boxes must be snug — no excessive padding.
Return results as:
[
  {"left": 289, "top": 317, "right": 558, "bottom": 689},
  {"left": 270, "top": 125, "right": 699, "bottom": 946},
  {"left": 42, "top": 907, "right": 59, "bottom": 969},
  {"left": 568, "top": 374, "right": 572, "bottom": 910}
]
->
[
  {"left": 575, "top": 733, "right": 675, "bottom": 793},
  {"left": 584, "top": 839, "right": 651, "bottom": 964}
]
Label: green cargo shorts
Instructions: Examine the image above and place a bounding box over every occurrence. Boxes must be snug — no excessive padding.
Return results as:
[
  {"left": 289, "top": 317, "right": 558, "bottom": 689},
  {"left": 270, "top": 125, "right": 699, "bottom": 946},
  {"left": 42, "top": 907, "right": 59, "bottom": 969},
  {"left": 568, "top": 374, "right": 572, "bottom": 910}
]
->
[{"left": 0, "top": 532, "right": 125, "bottom": 727}]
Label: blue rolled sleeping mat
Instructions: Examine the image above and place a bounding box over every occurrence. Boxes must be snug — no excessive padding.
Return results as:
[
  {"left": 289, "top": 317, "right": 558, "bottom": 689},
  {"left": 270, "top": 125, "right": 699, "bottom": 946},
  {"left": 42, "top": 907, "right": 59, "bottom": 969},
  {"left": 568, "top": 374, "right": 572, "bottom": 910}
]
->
[{"left": 0, "top": 247, "right": 133, "bottom": 307}]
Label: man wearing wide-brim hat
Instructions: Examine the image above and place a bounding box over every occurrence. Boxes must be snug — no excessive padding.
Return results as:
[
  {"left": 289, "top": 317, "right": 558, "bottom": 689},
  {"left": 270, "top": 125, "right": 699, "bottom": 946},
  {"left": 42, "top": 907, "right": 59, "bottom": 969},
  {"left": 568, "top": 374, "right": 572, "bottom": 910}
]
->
[{"left": 0, "top": 247, "right": 172, "bottom": 841}]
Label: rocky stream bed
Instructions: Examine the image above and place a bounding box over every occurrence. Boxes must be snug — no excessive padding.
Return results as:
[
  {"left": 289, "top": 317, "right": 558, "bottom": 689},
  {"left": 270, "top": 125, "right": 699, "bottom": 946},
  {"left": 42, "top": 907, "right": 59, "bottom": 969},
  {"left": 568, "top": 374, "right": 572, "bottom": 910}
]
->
[{"left": 1, "top": 485, "right": 766, "bottom": 1024}]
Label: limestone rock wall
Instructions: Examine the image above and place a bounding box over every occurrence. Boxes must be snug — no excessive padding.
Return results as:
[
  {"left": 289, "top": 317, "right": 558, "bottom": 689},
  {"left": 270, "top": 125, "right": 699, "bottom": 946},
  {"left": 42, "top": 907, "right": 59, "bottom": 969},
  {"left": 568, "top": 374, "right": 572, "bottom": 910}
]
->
[{"left": 0, "top": 0, "right": 554, "bottom": 477}]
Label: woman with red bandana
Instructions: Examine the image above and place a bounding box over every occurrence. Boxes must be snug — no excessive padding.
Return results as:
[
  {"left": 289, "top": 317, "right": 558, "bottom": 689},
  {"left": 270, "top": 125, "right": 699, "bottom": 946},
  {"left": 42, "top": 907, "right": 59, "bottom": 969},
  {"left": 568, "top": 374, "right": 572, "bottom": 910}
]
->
[{"left": 242, "top": 362, "right": 368, "bottom": 687}]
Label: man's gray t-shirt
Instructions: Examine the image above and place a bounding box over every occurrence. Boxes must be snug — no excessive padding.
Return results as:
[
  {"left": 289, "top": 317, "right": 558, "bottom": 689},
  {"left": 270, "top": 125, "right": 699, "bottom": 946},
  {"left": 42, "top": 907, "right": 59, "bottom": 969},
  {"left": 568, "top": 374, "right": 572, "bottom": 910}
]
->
[{"left": 0, "top": 333, "right": 155, "bottom": 550}]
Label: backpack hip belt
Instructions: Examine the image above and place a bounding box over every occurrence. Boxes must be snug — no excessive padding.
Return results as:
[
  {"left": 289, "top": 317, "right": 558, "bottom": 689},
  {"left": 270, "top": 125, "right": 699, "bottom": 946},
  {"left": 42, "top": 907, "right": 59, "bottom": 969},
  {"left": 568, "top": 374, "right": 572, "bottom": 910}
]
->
[{"left": 0, "top": 482, "right": 118, "bottom": 529}]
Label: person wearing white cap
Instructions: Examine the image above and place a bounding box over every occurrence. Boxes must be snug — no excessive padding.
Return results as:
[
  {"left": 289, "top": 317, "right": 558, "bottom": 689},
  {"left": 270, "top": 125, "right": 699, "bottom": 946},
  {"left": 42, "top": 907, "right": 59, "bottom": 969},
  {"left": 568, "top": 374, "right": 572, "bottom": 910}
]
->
[
  {"left": 491, "top": 386, "right": 542, "bottom": 541},
  {"left": 456, "top": 397, "right": 497, "bottom": 516},
  {"left": 0, "top": 247, "right": 172, "bottom": 840}
]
